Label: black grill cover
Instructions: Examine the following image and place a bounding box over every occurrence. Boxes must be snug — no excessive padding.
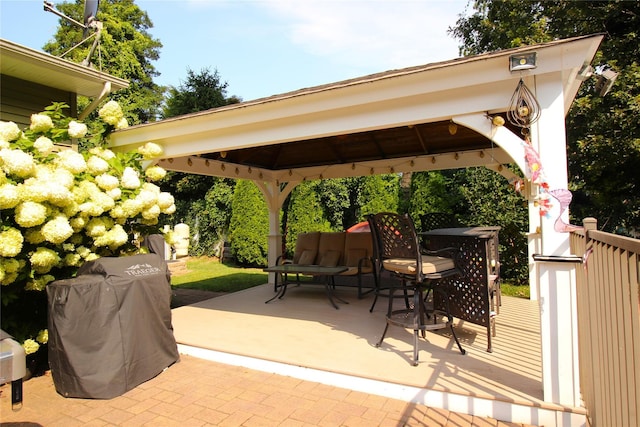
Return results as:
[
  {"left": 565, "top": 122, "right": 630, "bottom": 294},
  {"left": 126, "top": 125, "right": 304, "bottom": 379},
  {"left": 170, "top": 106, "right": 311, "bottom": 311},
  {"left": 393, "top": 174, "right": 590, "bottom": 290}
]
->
[{"left": 47, "top": 254, "right": 179, "bottom": 399}]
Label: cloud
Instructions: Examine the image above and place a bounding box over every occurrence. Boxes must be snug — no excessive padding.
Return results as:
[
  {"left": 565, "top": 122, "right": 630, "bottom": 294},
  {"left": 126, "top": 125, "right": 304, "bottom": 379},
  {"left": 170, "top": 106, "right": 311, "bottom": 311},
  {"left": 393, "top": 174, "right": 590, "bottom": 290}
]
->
[{"left": 260, "top": 0, "right": 466, "bottom": 69}]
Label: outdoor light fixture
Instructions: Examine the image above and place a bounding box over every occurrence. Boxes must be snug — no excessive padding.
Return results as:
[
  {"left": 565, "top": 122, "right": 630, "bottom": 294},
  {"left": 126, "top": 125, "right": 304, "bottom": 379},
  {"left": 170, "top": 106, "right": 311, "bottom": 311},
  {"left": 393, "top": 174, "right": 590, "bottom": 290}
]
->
[
  {"left": 509, "top": 52, "right": 537, "bottom": 72},
  {"left": 594, "top": 68, "right": 618, "bottom": 96}
]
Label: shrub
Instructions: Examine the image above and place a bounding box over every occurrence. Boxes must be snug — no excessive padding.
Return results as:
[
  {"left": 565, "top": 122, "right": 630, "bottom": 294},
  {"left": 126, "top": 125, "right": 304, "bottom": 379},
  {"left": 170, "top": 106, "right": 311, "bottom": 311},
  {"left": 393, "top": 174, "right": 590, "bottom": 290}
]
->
[{"left": 0, "top": 101, "right": 175, "bottom": 354}]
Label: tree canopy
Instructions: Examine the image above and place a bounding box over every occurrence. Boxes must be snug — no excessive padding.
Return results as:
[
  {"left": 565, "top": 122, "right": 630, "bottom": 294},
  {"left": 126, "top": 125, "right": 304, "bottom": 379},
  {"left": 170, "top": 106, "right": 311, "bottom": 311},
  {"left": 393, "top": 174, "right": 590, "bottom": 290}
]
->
[
  {"left": 43, "top": 0, "right": 164, "bottom": 124},
  {"left": 450, "top": 0, "right": 640, "bottom": 235}
]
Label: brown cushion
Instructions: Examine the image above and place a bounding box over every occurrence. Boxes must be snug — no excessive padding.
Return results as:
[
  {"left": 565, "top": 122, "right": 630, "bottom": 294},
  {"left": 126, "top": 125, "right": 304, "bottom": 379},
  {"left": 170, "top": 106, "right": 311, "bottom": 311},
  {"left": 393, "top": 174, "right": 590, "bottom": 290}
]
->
[
  {"left": 346, "top": 248, "right": 367, "bottom": 267},
  {"left": 383, "top": 255, "right": 454, "bottom": 275},
  {"left": 293, "top": 232, "right": 320, "bottom": 263},
  {"left": 317, "top": 232, "right": 346, "bottom": 263},
  {"left": 298, "top": 250, "right": 317, "bottom": 265},
  {"left": 319, "top": 250, "right": 340, "bottom": 267}
]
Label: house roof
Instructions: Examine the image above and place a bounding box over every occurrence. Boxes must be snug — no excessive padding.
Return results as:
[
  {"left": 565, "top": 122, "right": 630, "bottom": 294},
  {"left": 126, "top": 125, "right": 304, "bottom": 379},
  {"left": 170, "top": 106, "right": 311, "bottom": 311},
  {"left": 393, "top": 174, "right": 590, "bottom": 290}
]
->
[
  {"left": 108, "top": 34, "right": 603, "bottom": 183},
  {"left": 0, "top": 38, "right": 129, "bottom": 98}
]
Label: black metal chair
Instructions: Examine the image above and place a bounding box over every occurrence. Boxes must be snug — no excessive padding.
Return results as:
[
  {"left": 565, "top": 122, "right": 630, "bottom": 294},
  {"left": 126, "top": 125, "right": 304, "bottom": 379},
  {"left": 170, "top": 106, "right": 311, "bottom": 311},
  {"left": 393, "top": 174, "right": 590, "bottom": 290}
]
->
[
  {"left": 368, "top": 212, "right": 465, "bottom": 365},
  {"left": 367, "top": 214, "right": 409, "bottom": 313}
]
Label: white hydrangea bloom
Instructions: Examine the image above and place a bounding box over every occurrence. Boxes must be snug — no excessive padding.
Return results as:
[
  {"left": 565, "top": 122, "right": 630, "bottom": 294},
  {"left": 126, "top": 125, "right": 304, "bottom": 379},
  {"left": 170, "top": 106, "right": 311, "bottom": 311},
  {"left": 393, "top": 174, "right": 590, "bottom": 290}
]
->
[
  {"left": 98, "top": 100, "right": 124, "bottom": 126},
  {"left": 94, "top": 224, "right": 128, "bottom": 248},
  {"left": 64, "top": 253, "right": 83, "bottom": 267},
  {"left": 25, "top": 229, "right": 45, "bottom": 244},
  {"left": 15, "top": 201, "right": 48, "bottom": 227},
  {"left": 78, "top": 201, "right": 104, "bottom": 217},
  {"left": 0, "top": 227, "right": 24, "bottom": 257},
  {"left": 85, "top": 252, "right": 100, "bottom": 262},
  {"left": 161, "top": 203, "right": 176, "bottom": 215},
  {"left": 87, "top": 155, "right": 110, "bottom": 174},
  {"left": 20, "top": 178, "right": 48, "bottom": 202},
  {"left": 115, "top": 117, "right": 129, "bottom": 130},
  {"left": 157, "top": 192, "right": 174, "bottom": 209},
  {"left": 89, "top": 147, "right": 116, "bottom": 160},
  {"left": 0, "top": 121, "right": 21, "bottom": 142},
  {"left": 30, "top": 247, "right": 60, "bottom": 274},
  {"left": 138, "top": 142, "right": 163, "bottom": 160},
  {"left": 53, "top": 167, "right": 75, "bottom": 189},
  {"left": 107, "top": 187, "right": 121, "bottom": 200},
  {"left": 0, "top": 148, "right": 35, "bottom": 178},
  {"left": 0, "top": 139, "right": 9, "bottom": 150},
  {"left": 36, "top": 329, "right": 48, "bottom": 344},
  {"left": 93, "top": 191, "right": 115, "bottom": 211},
  {"left": 34, "top": 136, "right": 54, "bottom": 154},
  {"left": 136, "top": 188, "right": 158, "bottom": 207},
  {"left": 69, "top": 216, "right": 86, "bottom": 231},
  {"left": 55, "top": 149, "right": 87, "bottom": 174},
  {"left": 142, "top": 204, "right": 161, "bottom": 220},
  {"left": 109, "top": 204, "right": 125, "bottom": 219},
  {"left": 41, "top": 215, "right": 74, "bottom": 244},
  {"left": 44, "top": 181, "right": 74, "bottom": 207},
  {"left": 29, "top": 114, "right": 53, "bottom": 133},
  {"left": 22, "top": 339, "right": 40, "bottom": 355},
  {"left": 95, "top": 173, "right": 119, "bottom": 191},
  {"left": 62, "top": 200, "right": 80, "bottom": 217},
  {"left": 86, "top": 217, "right": 113, "bottom": 237},
  {"left": 121, "top": 167, "right": 141, "bottom": 189},
  {"left": 144, "top": 165, "right": 167, "bottom": 181},
  {"left": 67, "top": 120, "right": 88, "bottom": 138},
  {"left": 0, "top": 183, "right": 20, "bottom": 209},
  {"left": 121, "top": 198, "right": 143, "bottom": 217},
  {"left": 76, "top": 246, "right": 91, "bottom": 259},
  {"left": 73, "top": 181, "right": 100, "bottom": 203}
]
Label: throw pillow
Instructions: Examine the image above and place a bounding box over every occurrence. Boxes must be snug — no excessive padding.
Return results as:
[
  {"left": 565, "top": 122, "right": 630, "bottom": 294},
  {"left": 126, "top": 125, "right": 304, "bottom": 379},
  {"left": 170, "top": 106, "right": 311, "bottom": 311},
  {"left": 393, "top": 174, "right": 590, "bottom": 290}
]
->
[{"left": 298, "top": 249, "right": 317, "bottom": 265}]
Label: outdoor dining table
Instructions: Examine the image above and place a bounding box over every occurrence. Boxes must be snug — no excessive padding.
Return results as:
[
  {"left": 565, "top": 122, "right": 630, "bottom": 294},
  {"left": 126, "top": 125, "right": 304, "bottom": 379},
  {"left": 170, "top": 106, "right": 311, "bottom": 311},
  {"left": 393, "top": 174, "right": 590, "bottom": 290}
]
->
[
  {"left": 419, "top": 226, "right": 501, "bottom": 352},
  {"left": 263, "top": 264, "right": 349, "bottom": 309}
]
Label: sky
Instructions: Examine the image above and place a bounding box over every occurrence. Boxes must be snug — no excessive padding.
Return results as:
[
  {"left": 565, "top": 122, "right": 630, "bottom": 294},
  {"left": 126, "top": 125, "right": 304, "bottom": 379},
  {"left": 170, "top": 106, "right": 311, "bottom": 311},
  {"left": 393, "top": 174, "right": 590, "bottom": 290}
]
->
[{"left": 0, "top": 0, "right": 470, "bottom": 101}]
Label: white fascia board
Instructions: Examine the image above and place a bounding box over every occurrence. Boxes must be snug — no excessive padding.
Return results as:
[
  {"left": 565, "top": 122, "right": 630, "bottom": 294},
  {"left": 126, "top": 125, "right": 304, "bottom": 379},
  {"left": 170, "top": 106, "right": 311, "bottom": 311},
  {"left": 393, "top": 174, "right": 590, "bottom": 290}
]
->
[{"left": 109, "top": 35, "right": 603, "bottom": 158}]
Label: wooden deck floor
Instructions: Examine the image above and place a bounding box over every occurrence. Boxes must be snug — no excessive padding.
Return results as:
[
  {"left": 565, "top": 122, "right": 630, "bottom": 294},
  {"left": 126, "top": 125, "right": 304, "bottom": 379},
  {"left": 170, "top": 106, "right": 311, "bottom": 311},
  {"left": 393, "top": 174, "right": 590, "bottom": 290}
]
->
[{"left": 170, "top": 283, "right": 584, "bottom": 425}]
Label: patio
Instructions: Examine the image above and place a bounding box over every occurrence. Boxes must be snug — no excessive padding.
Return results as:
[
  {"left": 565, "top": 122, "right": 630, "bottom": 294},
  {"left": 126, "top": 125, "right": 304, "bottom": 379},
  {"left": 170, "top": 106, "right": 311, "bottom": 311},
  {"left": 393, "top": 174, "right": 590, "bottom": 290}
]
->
[{"left": 170, "top": 283, "right": 583, "bottom": 424}]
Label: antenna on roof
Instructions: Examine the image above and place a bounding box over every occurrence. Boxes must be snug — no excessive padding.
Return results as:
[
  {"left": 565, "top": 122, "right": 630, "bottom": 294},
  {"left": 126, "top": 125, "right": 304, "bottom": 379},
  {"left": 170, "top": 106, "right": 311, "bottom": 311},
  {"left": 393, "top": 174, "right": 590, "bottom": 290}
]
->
[{"left": 43, "top": 0, "right": 102, "bottom": 68}]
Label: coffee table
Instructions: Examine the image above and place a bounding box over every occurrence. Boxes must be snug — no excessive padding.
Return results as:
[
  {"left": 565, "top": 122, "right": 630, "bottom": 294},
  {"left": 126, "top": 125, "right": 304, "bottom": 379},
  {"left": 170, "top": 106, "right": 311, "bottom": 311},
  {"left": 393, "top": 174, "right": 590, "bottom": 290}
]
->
[{"left": 263, "top": 264, "right": 349, "bottom": 309}]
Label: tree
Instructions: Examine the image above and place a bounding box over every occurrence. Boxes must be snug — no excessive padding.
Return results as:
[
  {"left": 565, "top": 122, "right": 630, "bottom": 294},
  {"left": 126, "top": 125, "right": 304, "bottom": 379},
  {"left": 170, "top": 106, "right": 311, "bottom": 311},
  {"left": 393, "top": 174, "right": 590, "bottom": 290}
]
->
[
  {"left": 228, "top": 180, "right": 269, "bottom": 266},
  {"left": 408, "top": 171, "right": 461, "bottom": 221},
  {"left": 162, "top": 68, "right": 242, "bottom": 118},
  {"left": 43, "top": 0, "right": 164, "bottom": 124},
  {"left": 357, "top": 174, "right": 400, "bottom": 217},
  {"left": 284, "top": 181, "right": 333, "bottom": 255},
  {"left": 450, "top": 0, "right": 640, "bottom": 235},
  {"left": 160, "top": 68, "right": 242, "bottom": 255}
]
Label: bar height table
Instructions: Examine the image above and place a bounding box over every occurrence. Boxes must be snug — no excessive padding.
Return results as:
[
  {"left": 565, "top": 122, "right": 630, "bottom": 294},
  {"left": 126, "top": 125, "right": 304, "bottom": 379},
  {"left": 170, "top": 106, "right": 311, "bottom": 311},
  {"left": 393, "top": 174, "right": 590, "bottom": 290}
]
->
[{"left": 420, "top": 227, "right": 501, "bottom": 352}]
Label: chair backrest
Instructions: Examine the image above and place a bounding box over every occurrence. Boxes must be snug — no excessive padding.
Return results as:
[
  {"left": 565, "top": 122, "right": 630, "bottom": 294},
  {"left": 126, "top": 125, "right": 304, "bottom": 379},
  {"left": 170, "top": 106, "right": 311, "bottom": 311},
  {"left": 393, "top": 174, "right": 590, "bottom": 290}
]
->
[{"left": 367, "top": 212, "right": 422, "bottom": 276}]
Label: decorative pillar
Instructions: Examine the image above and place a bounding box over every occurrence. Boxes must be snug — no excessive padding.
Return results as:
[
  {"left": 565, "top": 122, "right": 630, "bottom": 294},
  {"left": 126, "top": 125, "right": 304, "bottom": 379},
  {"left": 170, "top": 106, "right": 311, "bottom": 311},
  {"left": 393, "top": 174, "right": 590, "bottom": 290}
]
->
[{"left": 529, "top": 72, "right": 581, "bottom": 407}]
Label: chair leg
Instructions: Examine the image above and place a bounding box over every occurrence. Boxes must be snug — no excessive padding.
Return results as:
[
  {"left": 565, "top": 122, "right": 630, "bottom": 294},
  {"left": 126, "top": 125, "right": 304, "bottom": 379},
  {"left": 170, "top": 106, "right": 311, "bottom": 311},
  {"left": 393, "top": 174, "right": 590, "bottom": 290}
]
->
[
  {"left": 375, "top": 323, "right": 389, "bottom": 348},
  {"left": 436, "top": 287, "right": 466, "bottom": 355}
]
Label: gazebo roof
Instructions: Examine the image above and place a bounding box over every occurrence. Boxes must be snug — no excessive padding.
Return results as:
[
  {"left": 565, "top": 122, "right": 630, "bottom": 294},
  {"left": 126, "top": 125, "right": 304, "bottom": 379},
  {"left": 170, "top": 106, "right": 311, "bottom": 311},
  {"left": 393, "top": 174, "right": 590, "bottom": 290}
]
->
[{"left": 109, "top": 34, "right": 602, "bottom": 183}]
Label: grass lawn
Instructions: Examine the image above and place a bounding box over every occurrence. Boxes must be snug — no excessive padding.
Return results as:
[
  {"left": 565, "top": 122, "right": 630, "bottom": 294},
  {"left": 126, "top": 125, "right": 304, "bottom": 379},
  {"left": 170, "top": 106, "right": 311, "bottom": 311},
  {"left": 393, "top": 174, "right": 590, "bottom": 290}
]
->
[
  {"left": 171, "top": 256, "right": 531, "bottom": 299},
  {"left": 170, "top": 257, "right": 268, "bottom": 293}
]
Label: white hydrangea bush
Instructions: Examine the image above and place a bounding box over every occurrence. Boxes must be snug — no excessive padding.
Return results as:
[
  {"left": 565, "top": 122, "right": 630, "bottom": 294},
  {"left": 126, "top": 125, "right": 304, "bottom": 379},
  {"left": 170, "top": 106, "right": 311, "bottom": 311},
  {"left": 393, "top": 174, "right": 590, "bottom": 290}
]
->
[{"left": 0, "top": 102, "right": 175, "bottom": 354}]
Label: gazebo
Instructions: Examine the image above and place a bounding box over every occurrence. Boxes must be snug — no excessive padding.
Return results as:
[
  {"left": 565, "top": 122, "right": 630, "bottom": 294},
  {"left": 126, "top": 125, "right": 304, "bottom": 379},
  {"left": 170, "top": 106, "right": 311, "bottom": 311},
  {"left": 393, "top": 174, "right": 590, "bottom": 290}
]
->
[{"left": 110, "top": 34, "right": 604, "bottom": 420}]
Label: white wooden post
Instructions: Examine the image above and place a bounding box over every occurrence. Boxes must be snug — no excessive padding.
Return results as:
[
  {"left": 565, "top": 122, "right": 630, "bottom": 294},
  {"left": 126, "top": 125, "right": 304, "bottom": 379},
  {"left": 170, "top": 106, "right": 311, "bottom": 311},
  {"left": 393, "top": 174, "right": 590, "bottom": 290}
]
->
[{"left": 529, "top": 73, "right": 581, "bottom": 407}]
